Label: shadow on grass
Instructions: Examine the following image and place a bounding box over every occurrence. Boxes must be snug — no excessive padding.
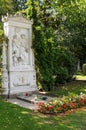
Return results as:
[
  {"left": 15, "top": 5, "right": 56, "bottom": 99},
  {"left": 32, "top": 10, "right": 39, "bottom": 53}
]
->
[
  {"left": 0, "top": 98, "right": 86, "bottom": 130},
  {"left": 47, "top": 80, "right": 86, "bottom": 97}
]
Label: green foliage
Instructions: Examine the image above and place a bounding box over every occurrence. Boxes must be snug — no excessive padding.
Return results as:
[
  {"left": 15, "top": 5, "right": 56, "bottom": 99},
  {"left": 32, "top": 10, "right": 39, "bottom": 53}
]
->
[
  {"left": 1, "top": 0, "right": 85, "bottom": 91},
  {"left": 53, "top": 47, "right": 76, "bottom": 84},
  {"left": 49, "top": 80, "right": 86, "bottom": 97},
  {"left": 0, "top": 0, "right": 14, "bottom": 17},
  {"left": 62, "top": 0, "right": 86, "bottom": 64},
  {"left": 49, "top": 0, "right": 86, "bottom": 66},
  {"left": 25, "top": 0, "right": 77, "bottom": 91},
  {"left": 0, "top": 97, "right": 86, "bottom": 130},
  {"left": 82, "top": 63, "right": 86, "bottom": 75},
  {"left": 12, "top": 0, "right": 27, "bottom": 12},
  {"left": 0, "top": 0, "right": 15, "bottom": 43}
]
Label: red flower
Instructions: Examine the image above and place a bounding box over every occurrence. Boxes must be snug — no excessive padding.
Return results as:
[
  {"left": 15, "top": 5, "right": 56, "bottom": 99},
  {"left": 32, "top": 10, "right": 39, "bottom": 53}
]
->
[
  {"left": 63, "top": 103, "right": 67, "bottom": 109},
  {"left": 47, "top": 106, "right": 53, "bottom": 111},
  {"left": 25, "top": 92, "right": 29, "bottom": 96},
  {"left": 79, "top": 98, "right": 85, "bottom": 105},
  {"left": 70, "top": 101, "right": 76, "bottom": 108},
  {"left": 57, "top": 107, "right": 62, "bottom": 111},
  {"left": 37, "top": 94, "right": 86, "bottom": 114}
]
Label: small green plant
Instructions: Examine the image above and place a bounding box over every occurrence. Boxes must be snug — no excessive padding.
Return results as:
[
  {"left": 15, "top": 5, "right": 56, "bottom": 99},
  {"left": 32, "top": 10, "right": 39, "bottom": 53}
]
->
[{"left": 82, "top": 63, "right": 86, "bottom": 75}]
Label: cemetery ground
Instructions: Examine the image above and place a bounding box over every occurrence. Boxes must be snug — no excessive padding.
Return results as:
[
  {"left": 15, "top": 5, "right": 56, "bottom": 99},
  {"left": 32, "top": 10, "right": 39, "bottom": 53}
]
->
[{"left": 0, "top": 73, "right": 86, "bottom": 130}]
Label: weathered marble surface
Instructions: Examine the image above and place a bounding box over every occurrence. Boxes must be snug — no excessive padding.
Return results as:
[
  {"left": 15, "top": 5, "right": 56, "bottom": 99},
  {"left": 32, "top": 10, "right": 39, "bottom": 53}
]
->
[{"left": 2, "top": 15, "right": 37, "bottom": 97}]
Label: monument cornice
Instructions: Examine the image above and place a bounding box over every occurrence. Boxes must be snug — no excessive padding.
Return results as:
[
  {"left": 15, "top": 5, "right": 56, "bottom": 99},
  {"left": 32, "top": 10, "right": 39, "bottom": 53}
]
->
[{"left": 2, "top": 13, "right": 33, "bottom": 25}]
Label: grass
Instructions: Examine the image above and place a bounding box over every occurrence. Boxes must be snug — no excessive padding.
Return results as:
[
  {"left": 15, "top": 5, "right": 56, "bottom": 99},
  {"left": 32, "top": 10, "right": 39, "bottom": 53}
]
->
[
  {"left": 76, "top": 75, "right": 86, "bottom": 81},
  {"left": 47, "top": 74, "right": 86, "bottom": 97},
  {"left": 48, "top": 80, "right": 86, "bottom": 98},
  {"left": 0, "top": 73, "right": 86, "bottom": 130},
  {"left": 0, "top": 97, "right": 86, "bottom": 130}
]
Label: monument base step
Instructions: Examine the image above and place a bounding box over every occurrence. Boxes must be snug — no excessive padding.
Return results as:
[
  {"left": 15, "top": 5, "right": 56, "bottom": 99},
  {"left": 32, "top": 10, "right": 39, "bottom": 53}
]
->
[
  {"left": 2, "top": 90, "right": 39, "bottom": 99},
  {"left": 7, "top": 98, "right": 38, "bottom": 110},
  {"left": 17, "top": 93, "right": 53, "bottom": 104}
]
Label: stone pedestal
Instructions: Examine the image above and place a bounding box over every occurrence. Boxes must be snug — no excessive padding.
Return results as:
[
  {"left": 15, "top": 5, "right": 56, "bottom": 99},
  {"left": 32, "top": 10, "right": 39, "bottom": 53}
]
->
[{"left": 2, "top": 15, "right": 37, "bottom": 98}]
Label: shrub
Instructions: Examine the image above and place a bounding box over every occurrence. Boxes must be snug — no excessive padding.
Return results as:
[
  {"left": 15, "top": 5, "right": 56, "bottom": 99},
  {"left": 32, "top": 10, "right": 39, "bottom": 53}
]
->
[
  {"left": 26, "top": 5, "right": 77, "bottom": 90},
  {"left": 53, "top": 47, "right": 77, "bottom": 85},
  {"left": 36, "top": 45, "right": 77, "bottom": 91},
  {"left": 82, "top": 63, "right": 86, "bottom": 75},
  {"left": 32, "top": 19, "right": 77, "bottom": 91},
  {"left": 55, "top": 67, "right": 68, "bottom": 84}
]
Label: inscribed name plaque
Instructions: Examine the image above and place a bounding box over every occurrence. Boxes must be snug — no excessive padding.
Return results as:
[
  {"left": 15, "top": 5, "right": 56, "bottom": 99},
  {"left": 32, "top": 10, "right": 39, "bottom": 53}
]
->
[{"left": 2, "top": 15, "right": 37, "bottom": 97}]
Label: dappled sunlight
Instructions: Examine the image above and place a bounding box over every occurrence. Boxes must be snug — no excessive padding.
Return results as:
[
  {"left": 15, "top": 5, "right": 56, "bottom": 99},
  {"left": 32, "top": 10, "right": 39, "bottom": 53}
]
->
[
  {"left": 62, "top": 86, "right": 68, "bottom": 90},
  {"left": 37, "top": 113, "right": 48, "bottom": 118},
  {"left": 81, "top": 88, "right": 86, "bottom": 92},
  {"left": 62, "top": 119, "right": 71, "bottom": 124},
  {"left": 34, "top": 108, "right": 86, "bottom": 130},
  {"left": 76, "top": 75, "right": 86, "bottom": 81},
  {"left": 44, "top": 120, "right": 53, "bottom": 124},
  {"left": 0, "top": 98, "right": 86, "bottom": 130},
  {"left": 33, "top": 115, "right": 40, "bottom": 119},
  {"left": 67, "top": 125, "right": 77, "bottom": 130},
  {"left": 53, "top": 108, "right": 86, "bottom": 130},
  {"left": 37, "top": 122, "right": 44, "bottom": 125},
  {"left": 58, "top": 80, "right": 86, "bottom": 96},
  {"left": 0, "top": 75, "right": 86, "bottom": 130},
  {"left": 21, "top": 111, "right": 29, "bottom": 115},
  {"left": 76, "top": 107, "right": 86, "bottom": 112}
]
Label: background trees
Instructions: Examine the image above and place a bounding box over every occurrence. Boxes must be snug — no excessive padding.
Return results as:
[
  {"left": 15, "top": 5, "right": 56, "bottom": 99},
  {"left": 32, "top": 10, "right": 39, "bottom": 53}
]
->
[
  {"left": 0, "top": 0, "right": 86, "bottom": 90},
  {"left": 0, "top": 0, "right": 14, "bottom": 62},
  {"left": 59, "top": 0, "right": 86, "bottom": 67},
  {"left": 25, "top": 0, "right": 77, "bottom": 90}
]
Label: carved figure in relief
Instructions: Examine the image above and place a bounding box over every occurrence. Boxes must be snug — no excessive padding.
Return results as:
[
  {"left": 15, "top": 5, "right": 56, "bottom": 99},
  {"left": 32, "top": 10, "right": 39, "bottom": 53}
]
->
[
  {"left": 12, "top": 35, "right": 20, "bottom": 65},
  {"left": 19, "top": 34, "right": 29, "bottom": 64},
  {"left": 13, "top": 74, "right": 30, "bottom": 87},
  {"left": 12, "top": 31, "right": 29, "bottom": 65}
]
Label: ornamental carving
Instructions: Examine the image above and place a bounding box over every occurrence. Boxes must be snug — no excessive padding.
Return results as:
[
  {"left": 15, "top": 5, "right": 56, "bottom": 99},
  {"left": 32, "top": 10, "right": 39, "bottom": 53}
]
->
[{"left": 12, "top": 28, "right": 29, "bottom": 66}]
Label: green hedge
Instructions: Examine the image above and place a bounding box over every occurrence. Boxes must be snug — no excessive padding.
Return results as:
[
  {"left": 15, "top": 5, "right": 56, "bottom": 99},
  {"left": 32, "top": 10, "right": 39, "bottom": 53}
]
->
[{"left": 35, "top": 43, "right": 76, "bottom": 91}]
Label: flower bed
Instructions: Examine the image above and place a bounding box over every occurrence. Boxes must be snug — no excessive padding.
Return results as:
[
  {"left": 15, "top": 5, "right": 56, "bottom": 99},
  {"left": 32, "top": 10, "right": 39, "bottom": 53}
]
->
[{"left": 37, "top": 93, "right": 86, "bottom": 114}]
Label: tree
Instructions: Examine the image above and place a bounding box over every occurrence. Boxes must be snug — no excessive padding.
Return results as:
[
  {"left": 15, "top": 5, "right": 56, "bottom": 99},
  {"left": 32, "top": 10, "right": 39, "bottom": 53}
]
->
[
  {"left": 53, "top": 0, "right": 86, "bottom": 67},
  {"left": 0, "top": 0, "right": 15, "bottom": 62},
  {"left": 25, "top": 0, "right": 76, "bottom": 90},
  {"left": 0, "top": 0, "right": 14, "bottom": 36},
  {"left": 12, "top": 0, "right": 27, "bottom": 12}
]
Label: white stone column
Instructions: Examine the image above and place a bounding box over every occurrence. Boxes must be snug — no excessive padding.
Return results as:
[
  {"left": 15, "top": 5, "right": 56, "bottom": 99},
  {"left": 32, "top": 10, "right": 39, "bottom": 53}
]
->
[{"left": 2, "top": 40, "right": 9, "bottom": 95}]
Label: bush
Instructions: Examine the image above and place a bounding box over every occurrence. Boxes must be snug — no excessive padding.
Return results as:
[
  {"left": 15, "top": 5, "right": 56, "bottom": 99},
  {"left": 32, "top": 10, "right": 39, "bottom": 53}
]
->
[
  {"left": 53, "top": 47, "right": 77, "bottom": 85},
  {"left": 32, "top": 21, "right": 77, "bottom": 91},
  {"left": 55, "top": 67, "right": 68, "bottom": 84},
  {"left": 82, "top": 63, "right": 86, "bottom": 75},
  {"left": 36, "top": 46, "right": 77, "bottom": 91},
  {"left": 25, "top": 2, "right": 77, "bottom": 91}
]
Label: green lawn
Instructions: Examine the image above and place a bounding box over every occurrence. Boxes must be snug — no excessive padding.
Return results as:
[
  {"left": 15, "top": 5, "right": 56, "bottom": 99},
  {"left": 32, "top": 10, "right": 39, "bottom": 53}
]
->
[
  {"left": 0, "top": 97, "right": 86, "bottom": 130},
  {"left": 48, "top": 76, "right": 86, "bottom": 97},
  {"left": 76, "top": 75, "right": 86, "bottom": 81},
  {"left": 0, "top": 74, "right": 86, "bottom": 130}
]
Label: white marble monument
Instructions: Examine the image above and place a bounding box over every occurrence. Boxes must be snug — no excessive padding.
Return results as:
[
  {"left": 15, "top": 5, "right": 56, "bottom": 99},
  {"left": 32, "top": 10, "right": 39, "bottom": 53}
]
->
[{"left": 2, "top": 14, "right": 37, "bottom": 98}]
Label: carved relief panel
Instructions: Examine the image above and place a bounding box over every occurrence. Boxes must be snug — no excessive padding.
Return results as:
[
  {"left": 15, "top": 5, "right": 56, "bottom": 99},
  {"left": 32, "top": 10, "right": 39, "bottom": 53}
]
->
[
  {"left": 12, "top": 27, "right": 30, "bottom": 66},
  {"left": 10, "top": 71, "right": 36, "bottom": 88}
]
